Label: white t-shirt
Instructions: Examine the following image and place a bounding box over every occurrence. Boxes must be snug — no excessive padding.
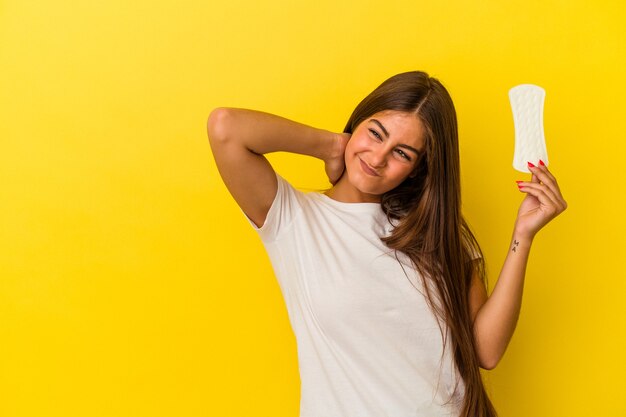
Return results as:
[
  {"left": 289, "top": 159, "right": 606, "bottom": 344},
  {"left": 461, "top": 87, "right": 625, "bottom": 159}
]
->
[{"left": 243, "top": 173, "right": 465, "bottom": 417}]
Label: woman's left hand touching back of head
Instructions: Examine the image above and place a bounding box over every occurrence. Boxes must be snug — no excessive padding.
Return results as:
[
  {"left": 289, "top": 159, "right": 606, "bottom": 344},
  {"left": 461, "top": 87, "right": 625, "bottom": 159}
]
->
[
  {"left": 514, "top": 160, "right": 568, "bottom": 241},
  {"left": 324, "top": 132, "right": 351, "bottom": 185}
]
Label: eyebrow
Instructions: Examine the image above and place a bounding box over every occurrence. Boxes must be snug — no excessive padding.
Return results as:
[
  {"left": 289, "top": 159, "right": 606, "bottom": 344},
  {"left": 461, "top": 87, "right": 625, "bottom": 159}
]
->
[
  {"left": 369, "top": 119, "right": 422, "bottom": 156},
  {"left": 370, "top": 119, "right": 390, "bottom": 138}
]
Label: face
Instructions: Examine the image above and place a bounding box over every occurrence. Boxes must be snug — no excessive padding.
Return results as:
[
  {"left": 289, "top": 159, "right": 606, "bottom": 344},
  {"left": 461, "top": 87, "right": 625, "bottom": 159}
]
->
[{"left": 342, "top": 110, "right": 426, "bottom": 202}]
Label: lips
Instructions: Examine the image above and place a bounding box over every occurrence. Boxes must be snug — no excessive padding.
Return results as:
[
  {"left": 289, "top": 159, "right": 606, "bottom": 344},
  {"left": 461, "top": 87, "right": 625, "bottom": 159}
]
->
[{"left": 359, "top": 158, "right": 380, "bottom": 176}]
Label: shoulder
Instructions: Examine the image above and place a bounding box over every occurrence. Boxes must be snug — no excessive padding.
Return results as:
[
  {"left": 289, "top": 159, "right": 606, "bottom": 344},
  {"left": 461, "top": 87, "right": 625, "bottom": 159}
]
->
[{"left": 243, "top": 173, "right": 317, "bottom": 240}]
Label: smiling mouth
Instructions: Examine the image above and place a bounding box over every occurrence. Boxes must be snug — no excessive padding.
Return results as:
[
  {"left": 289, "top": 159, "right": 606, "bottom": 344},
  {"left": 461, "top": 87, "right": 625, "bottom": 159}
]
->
[{"left": 359, "top": 158, "right": 380, "bottom": 176}]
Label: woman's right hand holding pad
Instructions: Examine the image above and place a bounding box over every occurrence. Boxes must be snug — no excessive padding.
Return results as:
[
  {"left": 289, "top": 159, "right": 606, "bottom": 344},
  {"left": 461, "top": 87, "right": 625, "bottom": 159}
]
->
[{"left": 514, "top": 161, "right": 568, "bottom": 240}]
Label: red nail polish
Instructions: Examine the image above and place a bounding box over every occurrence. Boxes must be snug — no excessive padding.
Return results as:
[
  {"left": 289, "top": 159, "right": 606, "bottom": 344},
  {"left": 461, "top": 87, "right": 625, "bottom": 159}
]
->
[
  {"left": 539, "top": 159, "right": 545, "bottom": 166},
  {"left": 527, "top": 161, "right": 535, "bottom": 168},
  {"left": 515, "top": 180, "right": 523, "bottom": 184}
]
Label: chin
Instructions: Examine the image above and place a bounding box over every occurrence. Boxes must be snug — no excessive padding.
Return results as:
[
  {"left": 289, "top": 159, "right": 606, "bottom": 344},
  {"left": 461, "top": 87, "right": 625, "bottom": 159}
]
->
[{"left": 346, "top": 171, "right": 388, "bottom": 197}]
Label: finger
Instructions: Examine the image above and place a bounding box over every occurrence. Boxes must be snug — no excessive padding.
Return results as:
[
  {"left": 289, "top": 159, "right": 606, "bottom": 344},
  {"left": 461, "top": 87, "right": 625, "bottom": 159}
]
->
[
  {"left": 518, "top": 182, "right": 565, "bottom": 212},
  {"left": 530, "top": 171, "right": 540, "bottom": 183},
  {"left": 533, "top": 164, "right": 557, "bottom": 184},
  {"left": 528, "top": 164, "right": 552, "bottom": 186},
  {"left": 528, "top": 164, "right": 564, "bottom": 200},
  {"left": 518, "top": 186, "right": 559, "bottom": 216},
  {"left": 519, "top": 182, "right": 559, "bottom": 207},
  {"left": 526, "top": 162, "right": 568, "bottom": 210},
  {"left": 537, "top": 161, "right": 559, "bottom": 186}
]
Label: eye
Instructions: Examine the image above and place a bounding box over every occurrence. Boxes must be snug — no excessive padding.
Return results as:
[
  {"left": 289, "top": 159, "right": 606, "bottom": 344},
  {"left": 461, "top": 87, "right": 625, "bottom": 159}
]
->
[
  {"left": 369, "top": 129, "right": 382, "bottom": 140},
  {"left": 394, "top": 148, "right": 411, "bottom": 161}
]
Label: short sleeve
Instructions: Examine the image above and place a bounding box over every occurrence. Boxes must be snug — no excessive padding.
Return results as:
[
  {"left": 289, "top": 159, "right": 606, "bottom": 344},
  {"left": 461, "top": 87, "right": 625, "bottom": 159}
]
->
[{"left": 240, "top": 172, "right": 304, "bottom": 242}]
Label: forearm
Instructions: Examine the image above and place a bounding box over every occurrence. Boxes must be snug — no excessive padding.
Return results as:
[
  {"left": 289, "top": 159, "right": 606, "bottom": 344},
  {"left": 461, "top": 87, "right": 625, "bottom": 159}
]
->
[
  {"left": 473, "top": 229, "right": 533, "bottom": 369},
  {"left": 209, "top": 107, "right": 338, "bottom": 161}
]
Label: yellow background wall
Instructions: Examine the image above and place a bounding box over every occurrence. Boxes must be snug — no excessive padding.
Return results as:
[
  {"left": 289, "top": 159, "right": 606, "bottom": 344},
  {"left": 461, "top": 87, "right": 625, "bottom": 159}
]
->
[{"left": 1, "top": 0, "right": 624, "bottom": 416}]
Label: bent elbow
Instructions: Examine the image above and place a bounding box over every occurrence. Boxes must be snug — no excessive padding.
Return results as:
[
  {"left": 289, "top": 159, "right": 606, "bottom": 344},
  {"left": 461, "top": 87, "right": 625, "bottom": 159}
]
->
[
  {"left": 479, "top": 355, "right": 500, "bottom": 371},
  {"left": 207, "top": 107, "right": 233, "bottom": 145},
  {"left": 480, "top": 362, "right": 496, "bottom": 371}
]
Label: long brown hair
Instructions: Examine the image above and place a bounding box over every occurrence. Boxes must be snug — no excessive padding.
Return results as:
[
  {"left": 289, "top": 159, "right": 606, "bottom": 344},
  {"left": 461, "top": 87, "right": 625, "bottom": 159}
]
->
[{"left": 343, "top": 71, "right": 497, "bottom": 417}]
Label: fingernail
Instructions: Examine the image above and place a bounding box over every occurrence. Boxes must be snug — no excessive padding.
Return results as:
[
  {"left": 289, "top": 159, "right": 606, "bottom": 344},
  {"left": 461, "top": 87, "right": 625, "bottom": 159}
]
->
[
  {"left": 515, "top": 180, "right": 523, "bottom": 184},
  {"left": 527, "top": 161, "right": 535, "bottom": 168},
  {"left": 539, "top": 159, "right": 545, "bottom": 166}
]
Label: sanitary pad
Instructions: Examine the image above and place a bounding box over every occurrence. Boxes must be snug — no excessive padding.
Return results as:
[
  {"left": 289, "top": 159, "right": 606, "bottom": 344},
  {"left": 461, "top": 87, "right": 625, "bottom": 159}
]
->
[{"left": 509, "top": 84, "right": 548, "bottom": 173}]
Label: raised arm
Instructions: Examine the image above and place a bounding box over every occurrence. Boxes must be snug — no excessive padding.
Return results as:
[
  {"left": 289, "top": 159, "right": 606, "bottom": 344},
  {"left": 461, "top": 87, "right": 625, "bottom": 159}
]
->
[
  {"left": 207, "top": 107, "right": 348, "bottom": 228},
  {"left": 469, "top": 161, "right": 567, "bottom": 369}
]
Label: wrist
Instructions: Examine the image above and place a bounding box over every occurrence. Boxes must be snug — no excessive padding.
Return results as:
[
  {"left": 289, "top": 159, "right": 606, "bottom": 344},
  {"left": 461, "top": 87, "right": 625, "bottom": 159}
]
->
[
  {"left": 512, "top": 226, "right": 535, "bottom": 246},
  {"left": 322, "top": 131, "right": 344, "bottom": 163}
]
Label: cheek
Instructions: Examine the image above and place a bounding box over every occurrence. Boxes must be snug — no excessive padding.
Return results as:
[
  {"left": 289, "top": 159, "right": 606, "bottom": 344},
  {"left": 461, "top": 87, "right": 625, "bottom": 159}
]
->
[
  {"left": 348, "top": 135, "right": 370, "bottom": 153},
  {"left": 389, "top": 163, "right": 415, "bottom": 183},
  {"left": 345, "top": 137, "right": 364, "bottom": 159},
  {"left": 344, "top": 142, "right": 354, "bottom": 163}
]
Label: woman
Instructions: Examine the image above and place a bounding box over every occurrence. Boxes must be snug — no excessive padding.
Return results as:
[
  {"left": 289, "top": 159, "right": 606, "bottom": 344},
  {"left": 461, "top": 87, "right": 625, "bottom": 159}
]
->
[{"left": 206, "top": 71, "right": 567, "bottom": 417}]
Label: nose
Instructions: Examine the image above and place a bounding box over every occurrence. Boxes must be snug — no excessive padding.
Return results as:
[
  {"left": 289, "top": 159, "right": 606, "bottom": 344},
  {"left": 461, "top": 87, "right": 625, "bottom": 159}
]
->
[{"left": 369, "top": 148, "right": 388, "bottom": 168}]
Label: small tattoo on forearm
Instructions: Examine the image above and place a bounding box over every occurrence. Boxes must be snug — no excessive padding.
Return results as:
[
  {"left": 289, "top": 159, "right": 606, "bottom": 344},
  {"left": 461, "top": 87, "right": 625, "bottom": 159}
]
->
[{"left": 512, "top": 239, "right": 520, "bottom": 252}]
